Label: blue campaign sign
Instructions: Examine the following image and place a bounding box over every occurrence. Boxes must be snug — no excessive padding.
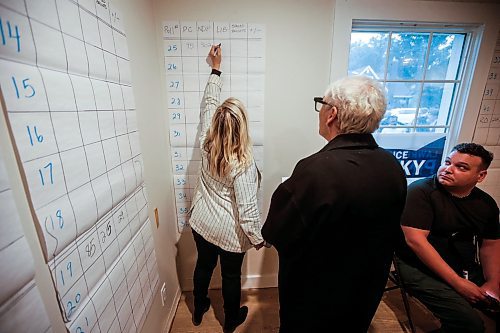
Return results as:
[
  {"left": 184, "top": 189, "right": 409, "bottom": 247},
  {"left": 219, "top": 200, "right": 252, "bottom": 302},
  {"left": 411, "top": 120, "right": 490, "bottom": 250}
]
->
[
  {"left": 385, "top": 137, "right": 446, "bottom": 178},
  {"left": 374, "top": 133, "right": 447, "bottom": 179}
]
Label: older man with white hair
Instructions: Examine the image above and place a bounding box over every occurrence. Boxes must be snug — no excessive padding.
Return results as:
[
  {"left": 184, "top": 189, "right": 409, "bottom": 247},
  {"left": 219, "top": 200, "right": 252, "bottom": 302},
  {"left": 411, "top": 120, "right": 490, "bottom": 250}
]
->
[{"left": 262, "top": 75, "right": 407, "bottom": 333}]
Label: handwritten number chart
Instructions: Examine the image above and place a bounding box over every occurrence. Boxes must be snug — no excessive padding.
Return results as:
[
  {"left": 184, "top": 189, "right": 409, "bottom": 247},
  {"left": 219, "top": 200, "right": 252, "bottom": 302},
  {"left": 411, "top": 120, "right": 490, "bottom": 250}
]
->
[
  {"left": 0, "top": 1, "right": 158, "bottom": 332},
  {"left": 163, "top": 21, "right": 266, "bottom": 232},
  {"left": 473, "top": 30, "right": 500, "bottom": 145},
  {"left": 0, "top": 149, "right": 52, "bottom": 333}
]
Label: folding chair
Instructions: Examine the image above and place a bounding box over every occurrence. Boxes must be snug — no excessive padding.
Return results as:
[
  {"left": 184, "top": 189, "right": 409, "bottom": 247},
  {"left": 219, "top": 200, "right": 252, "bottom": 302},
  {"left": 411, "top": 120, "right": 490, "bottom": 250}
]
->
[{"left": 385, "top": 255, "right": 416, "bottom": 333}]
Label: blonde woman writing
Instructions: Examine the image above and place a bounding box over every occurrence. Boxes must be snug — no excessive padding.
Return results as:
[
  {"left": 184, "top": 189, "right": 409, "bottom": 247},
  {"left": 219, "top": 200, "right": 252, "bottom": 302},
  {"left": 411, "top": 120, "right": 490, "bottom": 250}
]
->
[{"left": 189, "top": 45, "right": 265, "bottom": 333}]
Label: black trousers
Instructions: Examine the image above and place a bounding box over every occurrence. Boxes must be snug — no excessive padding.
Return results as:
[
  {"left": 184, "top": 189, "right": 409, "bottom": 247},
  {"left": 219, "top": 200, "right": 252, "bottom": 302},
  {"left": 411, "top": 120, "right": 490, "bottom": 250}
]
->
[
  {"left": 397, "top": 257, "right": 494, "bottom": 333},
  {"left": 192, "top": 230, "right": 245, "bottom": 319}
]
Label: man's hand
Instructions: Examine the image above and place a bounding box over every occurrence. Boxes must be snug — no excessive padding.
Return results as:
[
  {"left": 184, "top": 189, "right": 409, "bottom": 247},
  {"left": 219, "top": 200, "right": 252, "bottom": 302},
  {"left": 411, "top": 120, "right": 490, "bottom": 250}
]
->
[
  {"left": 453, "top": 278, "right": 488, "bottom": 303},
  {"left": 480, "top": 280, "right": 500, "bottom": 299}
]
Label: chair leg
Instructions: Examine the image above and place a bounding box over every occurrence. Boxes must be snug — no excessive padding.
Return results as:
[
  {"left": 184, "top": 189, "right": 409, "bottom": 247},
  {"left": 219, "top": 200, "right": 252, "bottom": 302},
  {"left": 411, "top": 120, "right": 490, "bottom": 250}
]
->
[
  {"left": 393, "top": 255, "right": 417, "bottom": 333},
  {"left": 398, "top": 285, "right": 416, "bottom": 333}
]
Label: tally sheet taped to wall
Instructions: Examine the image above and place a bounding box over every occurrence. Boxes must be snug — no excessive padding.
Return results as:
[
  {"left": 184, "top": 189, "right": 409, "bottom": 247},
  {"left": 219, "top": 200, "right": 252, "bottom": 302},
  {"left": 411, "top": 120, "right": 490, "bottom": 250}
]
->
[
  {"left": 0, "top": 1, "right": 159, "bottom": 332},
  {"left": 162, "top": 21, "right": 266, "bottom": 232}
]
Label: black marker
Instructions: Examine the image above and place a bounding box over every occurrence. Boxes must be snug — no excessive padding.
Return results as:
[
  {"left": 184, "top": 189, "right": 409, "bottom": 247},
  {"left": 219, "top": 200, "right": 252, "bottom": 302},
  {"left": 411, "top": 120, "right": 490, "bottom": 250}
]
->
[{"left": 214, "top": 43, "right": 221, "bottom": 55}]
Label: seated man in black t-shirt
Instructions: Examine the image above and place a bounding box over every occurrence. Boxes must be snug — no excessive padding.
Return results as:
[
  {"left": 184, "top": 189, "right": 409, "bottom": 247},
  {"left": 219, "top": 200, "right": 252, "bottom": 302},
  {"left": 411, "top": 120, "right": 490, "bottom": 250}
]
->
[{"left": 397, "top": 143, "right": 500, "bottom": 333}]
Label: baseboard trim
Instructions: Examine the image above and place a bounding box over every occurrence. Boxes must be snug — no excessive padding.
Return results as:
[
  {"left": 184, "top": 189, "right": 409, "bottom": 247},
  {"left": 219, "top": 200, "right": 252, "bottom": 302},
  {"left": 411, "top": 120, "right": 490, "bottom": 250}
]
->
[{"left": 161, "top": 286, "right": 182, "bottom": 333}]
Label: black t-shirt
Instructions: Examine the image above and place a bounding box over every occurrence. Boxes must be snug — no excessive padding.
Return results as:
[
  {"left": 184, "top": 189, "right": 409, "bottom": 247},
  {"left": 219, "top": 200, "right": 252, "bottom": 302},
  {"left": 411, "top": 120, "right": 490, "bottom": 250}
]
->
[{"left": 398, "top": 176, "right": 500, "bottom": 276}]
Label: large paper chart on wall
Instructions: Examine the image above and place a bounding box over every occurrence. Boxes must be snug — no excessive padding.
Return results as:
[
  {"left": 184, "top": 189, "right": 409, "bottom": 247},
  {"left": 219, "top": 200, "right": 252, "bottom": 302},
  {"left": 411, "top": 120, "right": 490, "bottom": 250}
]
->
[
  {"left": 0, "top": 149, "right": 51, "bottom": 333},
  {"left": 162, "top": 21, "right": 265, "bottom": 232},
  {"left": 473, "top": 30, "right": 500, "bottom": 145},
  {"left": 0, "top": 1, "right": 158, "bottom": 332}
]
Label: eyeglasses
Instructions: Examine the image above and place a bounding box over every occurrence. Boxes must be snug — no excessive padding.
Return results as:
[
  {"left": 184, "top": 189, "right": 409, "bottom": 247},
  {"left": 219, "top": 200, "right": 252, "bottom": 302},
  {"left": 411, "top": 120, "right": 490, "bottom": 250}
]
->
[{"left": 314, "top": 97, "right": 334, "bottom": 112}]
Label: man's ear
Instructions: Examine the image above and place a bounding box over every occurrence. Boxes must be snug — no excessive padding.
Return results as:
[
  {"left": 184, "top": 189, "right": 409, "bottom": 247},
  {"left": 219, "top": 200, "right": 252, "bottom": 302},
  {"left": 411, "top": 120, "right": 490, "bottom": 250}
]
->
[
  {"left": 326, "top": 106, "right": 337, "bottom": 126},
  {"left": 477, "top": 169, "right": 487, "bottom": 183}
]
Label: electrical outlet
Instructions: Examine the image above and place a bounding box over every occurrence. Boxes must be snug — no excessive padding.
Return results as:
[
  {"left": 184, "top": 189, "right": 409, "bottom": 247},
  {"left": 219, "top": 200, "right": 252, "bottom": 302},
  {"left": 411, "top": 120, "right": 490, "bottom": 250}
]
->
[{"left": 160, "top": 282, "right": 167, "bottom": 306}]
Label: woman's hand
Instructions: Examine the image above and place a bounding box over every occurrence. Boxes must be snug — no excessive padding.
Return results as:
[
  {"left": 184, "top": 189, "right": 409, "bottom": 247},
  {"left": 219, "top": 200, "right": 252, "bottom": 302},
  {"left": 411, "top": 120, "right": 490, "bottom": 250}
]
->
[
  {"left": 254, "top": 241, "right": 265, "bottom": 250},
  {"left": 208, "top": 44, "right": 222, "bottom": 70}
]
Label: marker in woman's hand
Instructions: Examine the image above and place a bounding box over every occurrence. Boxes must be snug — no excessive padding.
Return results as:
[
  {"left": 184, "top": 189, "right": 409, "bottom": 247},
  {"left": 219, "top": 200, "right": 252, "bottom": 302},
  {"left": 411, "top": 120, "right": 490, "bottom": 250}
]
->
[
  {"left": 206, "top": 43, "right": 222, "bottom": 68},
  {"left": 214, "top": 43, "right": 221, "bottom": 55}
]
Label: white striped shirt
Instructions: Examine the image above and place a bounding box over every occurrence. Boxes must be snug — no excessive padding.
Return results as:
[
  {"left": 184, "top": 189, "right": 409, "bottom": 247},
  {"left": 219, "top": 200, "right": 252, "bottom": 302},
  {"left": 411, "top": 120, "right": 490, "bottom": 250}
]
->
[{"left": 189, "top": 73, "right": 264, "bottom": 253}]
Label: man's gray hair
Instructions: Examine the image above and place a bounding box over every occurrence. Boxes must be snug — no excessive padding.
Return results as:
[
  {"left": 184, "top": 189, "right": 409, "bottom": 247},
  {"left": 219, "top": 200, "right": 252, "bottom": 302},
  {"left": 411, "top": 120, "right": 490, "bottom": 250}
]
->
[{"left": 324, "top": 75, "right": 386, "bottom": 134}]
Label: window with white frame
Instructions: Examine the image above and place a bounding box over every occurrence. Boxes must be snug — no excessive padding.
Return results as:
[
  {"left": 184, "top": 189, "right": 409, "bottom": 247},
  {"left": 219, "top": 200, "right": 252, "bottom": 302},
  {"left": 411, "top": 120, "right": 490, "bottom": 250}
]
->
[{"left": 348, "top": 21, "right": 478, "bottom": 134}]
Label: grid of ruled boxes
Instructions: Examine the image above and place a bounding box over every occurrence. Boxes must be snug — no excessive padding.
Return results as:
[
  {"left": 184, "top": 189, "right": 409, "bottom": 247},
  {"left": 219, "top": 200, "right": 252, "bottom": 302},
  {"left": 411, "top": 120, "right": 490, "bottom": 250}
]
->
[
  {"left": 473, "top": 32, "right": 500, "bottom": 145},
  {"left": 0, "top": 1, "right": 158, "bottom": 332},
  {"left": 163, "top": 21, "right": 265, "bottom": 232},
  {"left": 49, "top": 189, "right": 158, "bottom": 332}
]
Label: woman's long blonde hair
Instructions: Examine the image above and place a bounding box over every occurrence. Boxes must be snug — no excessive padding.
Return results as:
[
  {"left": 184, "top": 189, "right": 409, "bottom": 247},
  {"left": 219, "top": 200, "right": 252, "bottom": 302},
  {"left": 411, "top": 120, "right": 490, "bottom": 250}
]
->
[{"left": 203, "top": 97, "right": 252, "bottom": 178}]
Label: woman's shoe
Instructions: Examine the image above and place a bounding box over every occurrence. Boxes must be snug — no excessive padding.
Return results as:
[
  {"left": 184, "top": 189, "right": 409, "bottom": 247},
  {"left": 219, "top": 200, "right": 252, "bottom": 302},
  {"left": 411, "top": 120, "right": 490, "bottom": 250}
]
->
[
  {"left": 192, "top": 298, "right": 211, "bottom": 326},
  {"left": 223, "top": 306, "right": 248, "bottom": 333}
]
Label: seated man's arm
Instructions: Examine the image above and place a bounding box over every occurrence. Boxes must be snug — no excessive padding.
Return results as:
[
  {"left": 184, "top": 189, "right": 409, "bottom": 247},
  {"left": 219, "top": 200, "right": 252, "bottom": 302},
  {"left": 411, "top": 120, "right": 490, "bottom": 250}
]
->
[
  {"left": 402, "top": 226, "right": 488, "bottom": 303},
  {"left": 479, "top": 238, "right": 500, "bottom": 298}
]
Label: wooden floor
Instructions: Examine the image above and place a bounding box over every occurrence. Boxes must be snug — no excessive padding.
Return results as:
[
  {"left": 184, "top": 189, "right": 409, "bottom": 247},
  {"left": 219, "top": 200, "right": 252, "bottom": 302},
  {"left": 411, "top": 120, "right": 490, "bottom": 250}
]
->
[{"left": 169, "top": 287, "right": 442, "bottom": 333}]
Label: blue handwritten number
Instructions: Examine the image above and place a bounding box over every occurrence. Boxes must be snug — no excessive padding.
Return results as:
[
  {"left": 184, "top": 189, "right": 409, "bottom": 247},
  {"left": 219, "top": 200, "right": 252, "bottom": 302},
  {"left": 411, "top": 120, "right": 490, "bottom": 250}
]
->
[
  {"left": 67, "top": 262, "right": 73, "bottom": 277},
  {"left": 75, "top": 316, "right": 89, "bottom": 333},
  {"left": 56, "top": 209, "right": 63, "bottom": 228},
  {"left": 0, "top": 18, "right": 4, "bottom": 45},
  {"left": 67, "top": 301, "right": 75, "bottom": 316},
  {"left": 66, "top": 293, "right": 81, "bottom": 317},
  {"left": 48, "top": 209, "right": 63, "bottom": 230},
  {"left": 0, "top": 18, "right": 20, "bottom": 52},
  {"left": 59, "top": 270, "right": 65, "bottom": 286},
  {"left": 39, "top": 162, "right": 53, "bottom": 186},
  {"left": 27, "top": 126, "right": 44, "bottom": 146},
  {"left": 60, "top": 261, "right": 72, "bottom": 286},
  {"left": 12, "top": 77, "right": 35, "bottom": 98}
]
